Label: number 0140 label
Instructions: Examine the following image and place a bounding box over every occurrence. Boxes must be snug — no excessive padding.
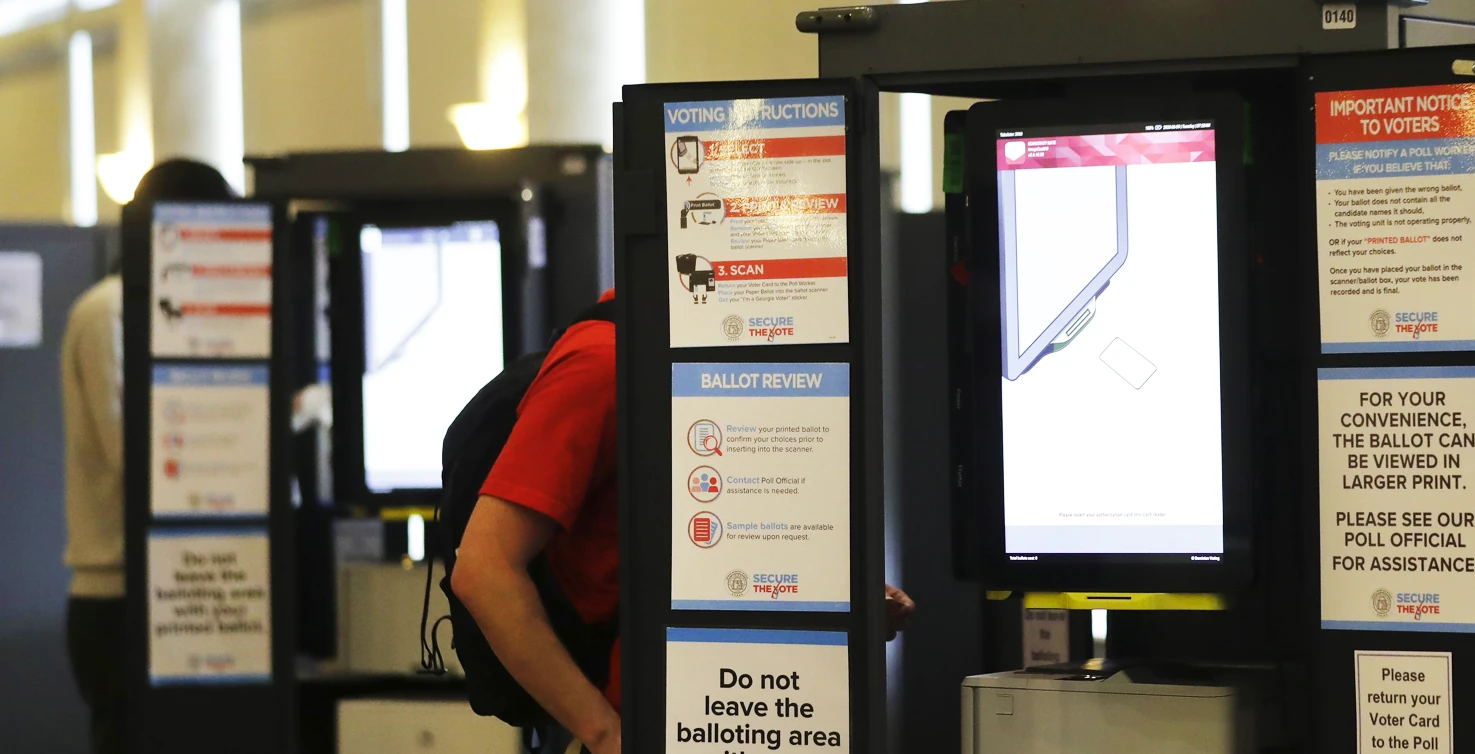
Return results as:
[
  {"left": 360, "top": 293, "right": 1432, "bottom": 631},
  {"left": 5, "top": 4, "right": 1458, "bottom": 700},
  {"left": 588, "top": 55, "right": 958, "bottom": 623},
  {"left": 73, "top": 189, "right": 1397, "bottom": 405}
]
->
[{"left": 1323, "top": 3, "right": 1356, "bottom": 30}]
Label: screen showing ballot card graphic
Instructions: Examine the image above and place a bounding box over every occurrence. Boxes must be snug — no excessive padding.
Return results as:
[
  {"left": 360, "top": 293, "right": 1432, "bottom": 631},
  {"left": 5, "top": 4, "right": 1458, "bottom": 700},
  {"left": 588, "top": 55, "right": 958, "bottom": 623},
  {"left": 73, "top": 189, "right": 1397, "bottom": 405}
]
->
[{"left": 995, "top": 123, "right": 1226, "bottom": 558}]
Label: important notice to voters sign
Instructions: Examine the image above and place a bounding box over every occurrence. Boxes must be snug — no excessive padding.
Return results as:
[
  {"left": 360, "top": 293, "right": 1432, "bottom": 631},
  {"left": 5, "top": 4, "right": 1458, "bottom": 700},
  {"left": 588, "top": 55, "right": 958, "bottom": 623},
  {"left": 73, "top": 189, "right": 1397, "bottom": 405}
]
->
[
  {"left": 666, "top": 628, "right": 849, "bottom": 753},
  {"left": 151, "top": 203, "right": 273, "bottom": 358},
  {"left": 1317, "top": 85, "right": 1475, "bottom": 352},
  {"left": 150, "top": 365, "right": 270, "bottom": 517},
  {"left": 664, "top": 96, "right": 849, "bottom": 348},
  {"left": 148, "top": 528, "right": 272, "bottom": 685},
  {"left": 1320, "top": 367, "right": 1475, "bottom": 631},
  {"left": 670, "top": 363, "right": 849, "bottom": 611}
]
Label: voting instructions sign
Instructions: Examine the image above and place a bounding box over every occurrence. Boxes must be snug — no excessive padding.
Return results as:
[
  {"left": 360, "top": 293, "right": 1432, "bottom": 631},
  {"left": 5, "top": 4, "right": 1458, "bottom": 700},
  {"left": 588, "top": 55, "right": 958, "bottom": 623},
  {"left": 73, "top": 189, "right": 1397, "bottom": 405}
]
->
[
  {"left": 1320, "top": 367, "right": 1475, "bottom": 631},
  {"left": 671, "top": 363, "right": 850, "bottom": 611},
  {"left": 664, "top": 96, "right": 849, "bottom": 348},
  {"left": 151, "top": 202, "right": 273, "bottom": 358}
]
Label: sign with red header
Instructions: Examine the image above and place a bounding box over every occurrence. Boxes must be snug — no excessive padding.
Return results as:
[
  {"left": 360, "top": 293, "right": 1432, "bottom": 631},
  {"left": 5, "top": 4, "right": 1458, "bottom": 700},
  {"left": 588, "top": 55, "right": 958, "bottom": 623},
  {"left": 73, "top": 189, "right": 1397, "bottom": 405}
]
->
[{"left": 1316, "top": 84, "right": 1475, "bottom": 354}]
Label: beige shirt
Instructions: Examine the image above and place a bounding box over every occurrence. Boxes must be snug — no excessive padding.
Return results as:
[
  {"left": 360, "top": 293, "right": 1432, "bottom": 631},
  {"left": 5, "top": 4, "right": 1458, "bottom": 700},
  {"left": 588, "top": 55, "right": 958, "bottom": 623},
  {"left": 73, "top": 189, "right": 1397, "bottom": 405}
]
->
[{"left": 61, "top": 275, "right": 125, "bottom": 598}]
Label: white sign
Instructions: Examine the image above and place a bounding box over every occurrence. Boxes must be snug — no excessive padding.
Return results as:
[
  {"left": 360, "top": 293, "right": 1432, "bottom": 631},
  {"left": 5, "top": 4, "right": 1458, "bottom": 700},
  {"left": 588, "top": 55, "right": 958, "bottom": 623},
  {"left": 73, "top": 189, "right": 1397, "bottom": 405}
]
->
[
  {"left": 151, "top": 365, "right": 270, "bottom": 517},
  {"left": 1355, "top": 650, "right": 1451, "bottom": 753},
  {"left": 664, "top": 96, "right": 849, "bottom": 348},
  {"left": 667, "top": 628, "right": 848, "bottom": 752},
  {"left": 0, "top": 251, "right": 41, "bottom": 347},
  {"left": 148, "top": 528, "right": 272, "bottom": 685},
  {"left": 1022, "top": 609, "right": 1071, "bottom": 667},
  {"left": 151, "top": 202, "right": 273, "bottom": 357},
  {"left": 1320, "top": 367, "right": 1475, "bottom": 631},
  {"left": 1323, "top": 3, "right": 1357, "bottom": 30},
  {"left": 1316, "top": 84, "right": 1475, "bottom": 353},
  {"left": 670, "top": 363, "right": 849, "bottom": 611}
]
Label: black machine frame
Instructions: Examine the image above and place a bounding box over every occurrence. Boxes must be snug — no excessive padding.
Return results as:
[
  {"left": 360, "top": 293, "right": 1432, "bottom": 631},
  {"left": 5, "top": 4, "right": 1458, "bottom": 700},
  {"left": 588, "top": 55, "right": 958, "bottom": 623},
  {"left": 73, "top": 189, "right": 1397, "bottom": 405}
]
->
[
  {"left": 121, "top": 198, "right": 298, "bottom": 753},
  {"left": 329, "top": 200, "right": 529, "bottom": 508}
]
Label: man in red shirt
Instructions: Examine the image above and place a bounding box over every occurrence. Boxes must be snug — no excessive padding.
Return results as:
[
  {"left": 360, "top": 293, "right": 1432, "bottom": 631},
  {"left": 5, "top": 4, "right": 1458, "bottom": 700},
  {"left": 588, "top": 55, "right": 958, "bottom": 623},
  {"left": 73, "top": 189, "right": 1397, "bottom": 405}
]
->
[{"left": 452, "top": 291, "right": 914, "bottom": 754}]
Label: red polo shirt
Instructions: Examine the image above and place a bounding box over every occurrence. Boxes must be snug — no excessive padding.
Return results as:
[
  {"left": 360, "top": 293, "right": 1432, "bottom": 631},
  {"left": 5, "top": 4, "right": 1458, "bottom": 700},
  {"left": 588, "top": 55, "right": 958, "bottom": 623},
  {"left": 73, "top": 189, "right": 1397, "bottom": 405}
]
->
[{"left": 480, "top": 289, "right": 620, "bottom": 709}]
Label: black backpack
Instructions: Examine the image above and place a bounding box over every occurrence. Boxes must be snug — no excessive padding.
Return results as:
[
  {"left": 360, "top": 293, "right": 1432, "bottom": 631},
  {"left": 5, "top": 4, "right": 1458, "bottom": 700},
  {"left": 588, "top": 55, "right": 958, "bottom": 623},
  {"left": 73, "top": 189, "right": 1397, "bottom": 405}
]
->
[{"left": 419, "top": 299, "right": 618, "bottom": 731}]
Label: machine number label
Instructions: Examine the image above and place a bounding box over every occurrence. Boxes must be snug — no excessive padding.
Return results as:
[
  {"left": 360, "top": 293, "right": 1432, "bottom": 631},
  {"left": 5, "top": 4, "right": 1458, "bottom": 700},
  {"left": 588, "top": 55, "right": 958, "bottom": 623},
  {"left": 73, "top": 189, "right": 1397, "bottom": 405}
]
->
[{"left": 1323, "top": 3, "right": 1356, "bottom": 30}]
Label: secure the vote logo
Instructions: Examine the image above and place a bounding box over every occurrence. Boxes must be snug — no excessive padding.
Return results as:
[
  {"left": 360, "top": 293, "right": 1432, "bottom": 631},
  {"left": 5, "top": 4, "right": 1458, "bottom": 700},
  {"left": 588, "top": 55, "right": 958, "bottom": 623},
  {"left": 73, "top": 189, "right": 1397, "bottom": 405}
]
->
[
  {"left": 1372, "top": 589, "right": 1394, "bottom": 617},
  {"left": 725, "top": 570, "right": 749, "bottom": 596},
  {"left": 1370, "top": 309, "right": 1392, "bottom": 338},
  {"left": 748, "top": 315, "right": 796, "bottom": 342}
]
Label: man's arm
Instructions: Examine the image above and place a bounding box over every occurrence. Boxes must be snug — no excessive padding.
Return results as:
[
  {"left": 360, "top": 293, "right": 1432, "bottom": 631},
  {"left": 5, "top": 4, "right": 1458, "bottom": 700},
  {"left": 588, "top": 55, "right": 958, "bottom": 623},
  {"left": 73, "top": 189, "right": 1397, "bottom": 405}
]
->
[{"left": 451, "top": 494, "right": 620, "bottom": 754}]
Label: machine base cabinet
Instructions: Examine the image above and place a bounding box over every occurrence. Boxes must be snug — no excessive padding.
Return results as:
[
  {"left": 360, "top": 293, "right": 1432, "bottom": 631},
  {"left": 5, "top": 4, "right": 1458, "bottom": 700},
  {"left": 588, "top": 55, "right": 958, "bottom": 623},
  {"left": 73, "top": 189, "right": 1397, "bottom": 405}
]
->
[
  {"left": 963, "top": 667, "right": 1253, "bottom": 754},
  {"left": 337, "top": 697, "right": 520, "bottom": 754}
]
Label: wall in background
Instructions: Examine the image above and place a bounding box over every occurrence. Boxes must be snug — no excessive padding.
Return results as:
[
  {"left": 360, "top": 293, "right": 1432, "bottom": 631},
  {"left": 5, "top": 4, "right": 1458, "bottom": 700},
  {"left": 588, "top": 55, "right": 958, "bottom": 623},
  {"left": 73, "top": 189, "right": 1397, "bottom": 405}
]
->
[
  {"left": 407, "top": 0, "right": 479, "bottom": 148},
  {"left": 0, "top": 63, "right": 66, "bottom": 220},
  {"left": 242, "top": 0, "right": 380, "bottom": 155}
]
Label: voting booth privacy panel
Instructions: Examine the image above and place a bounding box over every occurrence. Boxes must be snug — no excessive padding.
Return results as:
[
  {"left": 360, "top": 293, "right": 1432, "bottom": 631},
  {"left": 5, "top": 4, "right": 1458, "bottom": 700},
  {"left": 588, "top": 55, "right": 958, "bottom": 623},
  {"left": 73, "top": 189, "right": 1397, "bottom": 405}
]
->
[
  {"left": 122, "top": 200, "right": 297, "bottom": 753},
  {"left": 614, "top": 80, "right": 886, "bottom": 754}
]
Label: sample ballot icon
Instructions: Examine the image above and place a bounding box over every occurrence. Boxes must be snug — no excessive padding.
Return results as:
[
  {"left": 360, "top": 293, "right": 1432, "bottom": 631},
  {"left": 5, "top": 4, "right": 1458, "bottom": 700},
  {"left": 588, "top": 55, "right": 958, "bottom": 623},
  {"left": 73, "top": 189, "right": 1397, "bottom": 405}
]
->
[
  {"left": 688, "top": 511, "right": 723, "bottom": 548},
  {"left": 688, "top": 419, "right": 723, "bottom": 456}
]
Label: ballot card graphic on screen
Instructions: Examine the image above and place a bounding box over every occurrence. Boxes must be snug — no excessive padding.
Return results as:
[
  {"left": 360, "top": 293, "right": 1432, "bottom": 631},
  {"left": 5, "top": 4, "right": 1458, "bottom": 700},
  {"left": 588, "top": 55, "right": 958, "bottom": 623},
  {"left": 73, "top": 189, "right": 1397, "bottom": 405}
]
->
[
  {"left": 360, "top": 221, "right": 504, "bottom": 493},
  {"left": 995, "top": 123, "right": 1226, "bottom": 559}
]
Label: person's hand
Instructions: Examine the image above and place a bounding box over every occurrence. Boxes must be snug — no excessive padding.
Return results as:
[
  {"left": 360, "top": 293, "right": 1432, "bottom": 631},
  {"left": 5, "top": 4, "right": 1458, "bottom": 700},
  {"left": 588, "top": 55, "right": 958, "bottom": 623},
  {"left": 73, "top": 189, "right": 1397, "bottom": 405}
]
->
[{"left": 885, "top": 583, "right": 915, "bottom": 641}]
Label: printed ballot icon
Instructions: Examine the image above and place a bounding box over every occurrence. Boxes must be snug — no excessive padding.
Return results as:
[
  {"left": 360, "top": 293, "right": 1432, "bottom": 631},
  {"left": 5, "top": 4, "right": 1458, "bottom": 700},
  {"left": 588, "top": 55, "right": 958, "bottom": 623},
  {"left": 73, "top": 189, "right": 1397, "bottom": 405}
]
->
[
  {"left": 1004, "top": 141, "right": 1026, "bottom": 162},
  {"left": 689, "top": 466, "right": 722, "bottom": 503},
  {"left": 688, "top": 511, "right": 723, "bottom": 548},
  {"left": 1099, "top": 337, "right": 1157, "bottom": 390},
  {"left": 688, "top": 419, "right": 724, "bottom": 456},
  {"left": 999, "top": 164, "right": 1129, "bottom": 380}
]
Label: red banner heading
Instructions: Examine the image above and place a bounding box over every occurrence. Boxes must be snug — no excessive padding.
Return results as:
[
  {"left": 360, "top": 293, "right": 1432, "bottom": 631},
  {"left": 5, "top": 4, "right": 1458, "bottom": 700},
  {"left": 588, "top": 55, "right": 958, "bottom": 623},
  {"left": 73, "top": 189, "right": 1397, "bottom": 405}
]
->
[
  {"left": 178, "top": 228, "right": 273, "bottom": 242},
  {"left": 711, "top": 257, "right": 848, "bottom": 281},
  {"left": 178, "top": 303, "right": 272, "bottom": 317},
  {"left": 1317, "top": 84, "right": 1475, "bottom": 144},
  {"left": 703, "top": 135, "right": 846, "bottom": 161},
  {"left": 724, "top": 193, "right": 846, "bottom": 218}
]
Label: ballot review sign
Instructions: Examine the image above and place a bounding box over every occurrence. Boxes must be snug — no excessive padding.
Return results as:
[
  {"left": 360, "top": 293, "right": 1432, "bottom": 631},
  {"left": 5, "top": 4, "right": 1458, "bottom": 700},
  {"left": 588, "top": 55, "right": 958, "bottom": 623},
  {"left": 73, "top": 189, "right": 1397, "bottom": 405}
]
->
[
  {"left": 150, "top": 365, "right": 270, "bottom": 517},
  {"left": 666, "top": 628, "right": 849, "bottom": 753},
  {"left": 670, "top": 363, "right": 850, "bottom": 611},
  {"left": 1320, "top": 367, "right": 1475, "bottom": 631},
  {"left": 1316, "top": 85, "right": 1475, "bottom": 353},
  {"left": 664, "top": 96, "right": 850, "bottom": 348}
]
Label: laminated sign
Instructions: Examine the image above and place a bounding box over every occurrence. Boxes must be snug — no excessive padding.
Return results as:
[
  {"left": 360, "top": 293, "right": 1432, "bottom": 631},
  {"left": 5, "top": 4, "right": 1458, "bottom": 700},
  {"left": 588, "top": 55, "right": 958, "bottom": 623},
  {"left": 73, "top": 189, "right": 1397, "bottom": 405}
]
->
[
  {"left": 664, "top": 96, "right": 849, "bottom": 348},
  {"left": 1320, "top": 367, "right": 1475, "bottom": 631},
  {"left": 1317, "top": 85, "right": 1475, "bottom": 352}
]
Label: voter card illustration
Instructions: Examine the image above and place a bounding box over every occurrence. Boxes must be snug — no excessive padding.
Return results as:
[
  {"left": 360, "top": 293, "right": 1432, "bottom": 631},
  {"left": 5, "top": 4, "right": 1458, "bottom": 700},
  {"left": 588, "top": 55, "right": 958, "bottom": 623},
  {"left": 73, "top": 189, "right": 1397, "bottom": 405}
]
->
[
  {"left": 999, "top": 164, "right": 1129, "bottom": 380},
  {"left": 1100, "top": 337, "right": 1157, "bottom": 390},
  {"left": 673, "top": 135, "right": 703, "bottom": 174}
]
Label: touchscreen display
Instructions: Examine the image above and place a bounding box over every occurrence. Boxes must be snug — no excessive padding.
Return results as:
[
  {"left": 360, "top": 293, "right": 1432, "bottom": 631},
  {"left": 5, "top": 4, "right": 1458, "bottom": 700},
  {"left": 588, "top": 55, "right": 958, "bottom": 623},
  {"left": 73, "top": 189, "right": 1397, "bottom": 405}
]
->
[
  {"left": 361, "top": 221, "right": 504, "bottom": 492},
  {"left": 995, "top": 122, "right": 1224, "bottom": 559}
]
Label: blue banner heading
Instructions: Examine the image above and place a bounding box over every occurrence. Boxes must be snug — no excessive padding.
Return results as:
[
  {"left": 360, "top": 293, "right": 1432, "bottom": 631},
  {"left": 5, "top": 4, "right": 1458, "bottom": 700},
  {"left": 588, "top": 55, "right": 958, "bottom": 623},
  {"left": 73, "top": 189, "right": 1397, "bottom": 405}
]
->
[
  {"left": 664, "top": 95, "right": 846, "bottom": 132},
  {"left": 152, "top": 365, "right": 269, "bottom": 387},
  {"left": 1317, "top": 137, "right": 1475, "bottom": 180},
  {"left": 154, "top": 202, "right": 272, "bottom": 225},
  {"left": 666, "top": 627, "right": 847, "bottom": 646},
  {"left": 672, "top": 362, "right": 848, "bottom": 398}
]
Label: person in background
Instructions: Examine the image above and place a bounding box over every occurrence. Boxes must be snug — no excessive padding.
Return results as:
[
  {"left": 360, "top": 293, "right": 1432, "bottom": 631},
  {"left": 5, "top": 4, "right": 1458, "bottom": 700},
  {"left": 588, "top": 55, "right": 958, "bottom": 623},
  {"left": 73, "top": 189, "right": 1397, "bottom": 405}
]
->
[
  {"left": 62, "top": 159, "right": 234, "bottom": 754},
  {"left": 451, "top": 289, "right": 916, "bottom": 754}
]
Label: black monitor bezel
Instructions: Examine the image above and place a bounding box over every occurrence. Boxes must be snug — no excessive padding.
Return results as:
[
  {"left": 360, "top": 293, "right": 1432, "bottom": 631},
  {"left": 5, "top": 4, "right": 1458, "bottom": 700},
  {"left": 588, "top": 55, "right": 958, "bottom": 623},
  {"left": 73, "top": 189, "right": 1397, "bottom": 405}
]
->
[
  {"left": 966, "top": 93, "right": 1253, "bottom": 593},
  {"left": 331, "top": 200, "right": 527, "bottom": 508}
]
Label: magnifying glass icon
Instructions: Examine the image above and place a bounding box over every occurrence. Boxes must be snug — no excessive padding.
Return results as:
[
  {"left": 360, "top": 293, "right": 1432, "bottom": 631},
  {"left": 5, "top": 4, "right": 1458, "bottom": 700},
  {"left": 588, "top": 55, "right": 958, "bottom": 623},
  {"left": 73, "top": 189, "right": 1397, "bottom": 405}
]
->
[{"left": 703, "top": 434, "right": 723, "bottom": 456}]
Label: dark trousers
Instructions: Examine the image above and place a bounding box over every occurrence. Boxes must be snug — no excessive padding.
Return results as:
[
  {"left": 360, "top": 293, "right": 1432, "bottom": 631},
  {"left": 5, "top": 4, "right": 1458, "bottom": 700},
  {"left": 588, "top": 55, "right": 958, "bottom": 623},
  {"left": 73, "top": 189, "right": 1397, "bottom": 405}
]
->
[{"left": 67, "top": 597, "right": 127, "bottom": 754}]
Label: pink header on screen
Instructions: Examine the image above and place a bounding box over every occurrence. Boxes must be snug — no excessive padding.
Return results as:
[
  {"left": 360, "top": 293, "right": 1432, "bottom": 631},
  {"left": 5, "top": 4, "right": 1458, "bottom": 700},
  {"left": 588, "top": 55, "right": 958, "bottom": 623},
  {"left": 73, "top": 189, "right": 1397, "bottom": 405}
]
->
[{"left": 996, "top": 130, "right": 1216, "bottom": 170}]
